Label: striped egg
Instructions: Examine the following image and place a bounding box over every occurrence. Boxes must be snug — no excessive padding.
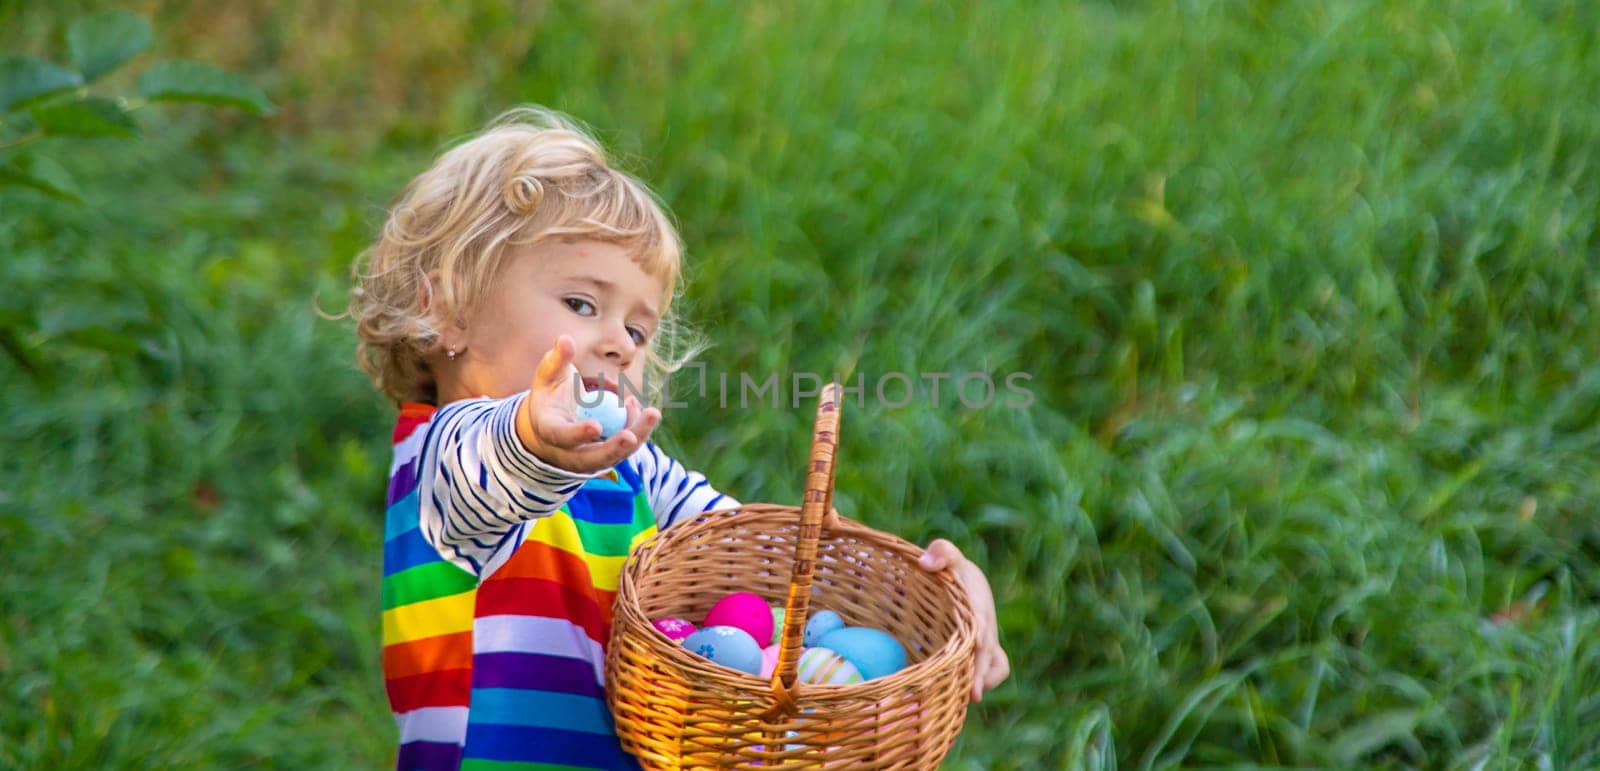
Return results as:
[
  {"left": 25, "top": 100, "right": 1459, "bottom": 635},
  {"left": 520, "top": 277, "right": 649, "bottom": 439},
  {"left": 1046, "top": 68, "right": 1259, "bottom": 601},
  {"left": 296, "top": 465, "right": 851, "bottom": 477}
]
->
[{"left": 795, "top": 647, "right": 864, "bottom": 685}]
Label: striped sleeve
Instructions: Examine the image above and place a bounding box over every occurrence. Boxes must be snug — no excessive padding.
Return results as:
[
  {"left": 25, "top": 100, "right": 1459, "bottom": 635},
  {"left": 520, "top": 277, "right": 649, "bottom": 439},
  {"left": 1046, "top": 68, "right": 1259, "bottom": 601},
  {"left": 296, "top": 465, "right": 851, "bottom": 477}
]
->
[
  {"left": 418, "top": 393, "right": 601, "bottom": 573},
  {"left": 630, "top": 441, "right": 740, "bottom": 530}
]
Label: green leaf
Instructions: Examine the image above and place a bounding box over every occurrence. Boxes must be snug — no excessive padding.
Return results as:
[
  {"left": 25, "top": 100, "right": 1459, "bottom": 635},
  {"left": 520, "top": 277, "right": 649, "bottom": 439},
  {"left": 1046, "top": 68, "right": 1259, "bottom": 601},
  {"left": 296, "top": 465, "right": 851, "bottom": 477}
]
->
[
  {"left": 31, "top": 97, "right": 137, "bottom": 139},
  {"left": 68, "top": 10, "right": 153, "bottom": 82},
  {"left": 1, "top": 109, "right": 37, "bottom": 138},
  {"left": 1331, "top": 709, "right": 1423, "bottom": 765},
  {"left": 0, "top": 56, "right": 84, "bottom": 112},
  {"left": 60, "top": 326, "right": 143, "bottom": 356},
  {"left": 136, "top": 60, "right": 274, "bottom": 115},
  {"left": 0, "top": 314, "right": 52, "bottom": 385},
  {"left": 0, "top": 155, "right": 81, "bottom": 202}
]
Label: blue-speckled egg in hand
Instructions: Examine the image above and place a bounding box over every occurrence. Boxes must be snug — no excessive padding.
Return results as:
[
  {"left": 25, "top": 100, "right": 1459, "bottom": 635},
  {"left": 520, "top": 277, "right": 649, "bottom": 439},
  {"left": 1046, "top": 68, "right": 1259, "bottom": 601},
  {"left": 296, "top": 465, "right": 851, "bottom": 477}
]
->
[
  {"left": 803, "top": 609, "right": 845, "bottom": 647},
  {"left": 818, "top": 627, "right": 907, "bottom": 680},
  {"left": 682, "top": 625, "right": 762, "bottom": 675},
  {"left": 576, "top": 389, "right": 626, "bottom": 439}
]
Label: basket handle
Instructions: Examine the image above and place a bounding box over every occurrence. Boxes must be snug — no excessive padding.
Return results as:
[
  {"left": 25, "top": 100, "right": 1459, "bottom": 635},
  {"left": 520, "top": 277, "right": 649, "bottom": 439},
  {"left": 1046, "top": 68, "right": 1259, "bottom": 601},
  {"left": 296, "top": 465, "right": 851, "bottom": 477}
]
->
[{"left": 766, "top": 381, "right": 842, "bottom": 715}]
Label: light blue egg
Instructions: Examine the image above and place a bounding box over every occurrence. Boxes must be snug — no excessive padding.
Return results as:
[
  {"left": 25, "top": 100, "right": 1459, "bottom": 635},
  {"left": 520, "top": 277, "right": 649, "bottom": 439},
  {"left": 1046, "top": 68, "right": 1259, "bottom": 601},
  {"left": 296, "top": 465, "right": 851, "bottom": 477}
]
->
[
  {"left": 817, "top": 627, "right": 907, "bottom": 680},
  {"left": 682, "top": 625, "right": 762, "bottom": 675},
  {"left": 803, "top": 609, "right": 844, "bottom": 647},
  {"left": 576, "top": 389, "right": 626, "bottom": 439}
]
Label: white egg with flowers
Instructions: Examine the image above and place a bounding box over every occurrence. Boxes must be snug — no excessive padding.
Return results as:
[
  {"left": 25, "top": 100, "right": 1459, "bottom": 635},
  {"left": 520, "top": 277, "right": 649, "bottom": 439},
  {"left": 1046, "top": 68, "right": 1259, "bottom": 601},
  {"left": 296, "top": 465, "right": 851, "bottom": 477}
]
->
[{"left": 681, "top": 625, "right": 762, "bottom": 675}]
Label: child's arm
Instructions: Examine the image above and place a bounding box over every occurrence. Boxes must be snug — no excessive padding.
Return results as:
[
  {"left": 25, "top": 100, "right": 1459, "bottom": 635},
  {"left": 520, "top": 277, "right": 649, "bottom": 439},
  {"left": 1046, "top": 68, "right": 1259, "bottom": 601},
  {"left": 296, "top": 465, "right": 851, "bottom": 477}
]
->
[
  {"left": 630, "top": 442, "right": 740, "bottom": 530},
  {"left": 918, "top": 539, "right": 1011, "bottom": 702},
  {"left": 514, "top": 335, "right": 661, "bottom": 474},
  {"left": 419, "top": 395, "right": 603, "bottom": 572}
]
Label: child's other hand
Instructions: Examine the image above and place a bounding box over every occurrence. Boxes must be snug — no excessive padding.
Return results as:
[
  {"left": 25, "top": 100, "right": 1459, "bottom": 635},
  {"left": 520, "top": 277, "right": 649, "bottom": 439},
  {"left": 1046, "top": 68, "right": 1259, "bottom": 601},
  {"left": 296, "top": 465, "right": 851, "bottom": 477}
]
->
[
  {"left": 515, "top": 335, "right": 661, "bottom": 473},
  {"left": 918, "top": 539, "right": 1010, "bottom": 702}
]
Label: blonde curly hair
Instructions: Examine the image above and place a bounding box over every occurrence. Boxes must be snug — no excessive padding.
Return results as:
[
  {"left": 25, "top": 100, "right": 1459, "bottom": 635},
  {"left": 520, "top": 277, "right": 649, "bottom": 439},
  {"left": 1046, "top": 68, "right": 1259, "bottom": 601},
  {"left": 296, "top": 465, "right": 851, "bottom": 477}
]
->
[{"left": 350, "top": 106, "right": 699, "bottom": 404}]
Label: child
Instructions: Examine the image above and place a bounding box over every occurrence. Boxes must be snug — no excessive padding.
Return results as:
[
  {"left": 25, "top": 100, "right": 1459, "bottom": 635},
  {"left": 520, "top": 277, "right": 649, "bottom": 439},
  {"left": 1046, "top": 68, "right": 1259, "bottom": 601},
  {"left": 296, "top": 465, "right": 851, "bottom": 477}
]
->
[{"left": 350, "top": 107, "right": 1010, "bottom": 771}]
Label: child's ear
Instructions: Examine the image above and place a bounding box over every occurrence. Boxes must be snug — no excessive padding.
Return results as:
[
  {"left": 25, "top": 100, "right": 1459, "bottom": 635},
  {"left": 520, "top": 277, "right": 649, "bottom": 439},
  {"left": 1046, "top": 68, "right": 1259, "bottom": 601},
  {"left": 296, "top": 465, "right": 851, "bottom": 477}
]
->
[{"left": 419, "top": 269, "right": 468, "bottom": 356}]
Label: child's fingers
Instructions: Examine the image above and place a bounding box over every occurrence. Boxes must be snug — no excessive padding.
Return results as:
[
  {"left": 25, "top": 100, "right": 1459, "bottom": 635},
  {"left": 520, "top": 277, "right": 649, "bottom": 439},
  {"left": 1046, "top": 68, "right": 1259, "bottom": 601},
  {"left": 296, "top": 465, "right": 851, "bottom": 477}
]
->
[
  {"left": 984, "top": 645, "right": 1011, "bottom": 690},
  {"left": 915, "top": 543, "right": 1007, "bottom": 702},
  {"left": 554, "top": 405, "right": 655, "bottom": 466},
  {"left": 601, "top": 406, "right": 659, "bottom": 456},
  {"left": 970, "top": 641, "right": 1006, "bottom": 702},
  {"left": 917, "top": 538, "right": 964, "bottom": 572},
  {"left": 532, "top": 335, "right": 576, "bottom": 392},
  {"left": 538, "top": 415, "right": 603, "bottom": 448},
  {"left": 976, "top": 648, "right": 1009, "bottom": 701},
  {"left": 535, "top": 398, "right": 660, "bottom": 473},
  {"left": 621, "top": 396, "right": 661, "bottom": 444},
  {"left": 565, "top": 429, "right": 646, "bottom": 470}
]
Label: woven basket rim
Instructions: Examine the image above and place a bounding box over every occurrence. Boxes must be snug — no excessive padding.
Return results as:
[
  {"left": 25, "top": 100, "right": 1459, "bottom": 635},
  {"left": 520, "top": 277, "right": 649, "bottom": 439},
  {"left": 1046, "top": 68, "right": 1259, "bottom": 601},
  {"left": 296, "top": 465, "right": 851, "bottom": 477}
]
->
[{"left": 613, "top": 503, "right": 977, "bottom": 701}]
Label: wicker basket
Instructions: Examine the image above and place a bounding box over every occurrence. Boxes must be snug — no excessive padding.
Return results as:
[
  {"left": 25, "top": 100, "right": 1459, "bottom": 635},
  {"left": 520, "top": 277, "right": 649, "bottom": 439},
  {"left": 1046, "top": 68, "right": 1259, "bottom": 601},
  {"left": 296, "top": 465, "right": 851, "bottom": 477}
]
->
[{"left": 606, "top": 383, "right": 978, "bottom": 769}]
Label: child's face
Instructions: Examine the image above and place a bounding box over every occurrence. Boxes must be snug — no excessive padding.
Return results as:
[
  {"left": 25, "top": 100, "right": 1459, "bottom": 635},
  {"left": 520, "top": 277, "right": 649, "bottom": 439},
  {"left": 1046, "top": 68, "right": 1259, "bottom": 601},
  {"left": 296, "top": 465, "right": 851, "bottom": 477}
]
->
[{"left": 436, "top": 239, "right": 668, "bottom": 404}]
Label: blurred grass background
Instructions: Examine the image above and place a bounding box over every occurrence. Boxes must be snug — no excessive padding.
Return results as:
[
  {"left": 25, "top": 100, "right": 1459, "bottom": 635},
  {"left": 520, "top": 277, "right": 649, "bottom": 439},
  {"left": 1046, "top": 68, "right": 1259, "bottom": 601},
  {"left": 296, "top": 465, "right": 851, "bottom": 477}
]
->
[{"left": 3, "top": 0, "right": 1599, "bottom": 768}]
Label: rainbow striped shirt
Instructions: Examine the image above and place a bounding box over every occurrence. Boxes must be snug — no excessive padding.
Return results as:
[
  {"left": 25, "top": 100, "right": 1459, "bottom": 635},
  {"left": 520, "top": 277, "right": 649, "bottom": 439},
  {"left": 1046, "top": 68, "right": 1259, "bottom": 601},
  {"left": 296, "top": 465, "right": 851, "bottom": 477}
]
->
[{"left": 382, "top": 395, "right": 734, "bottom": 770}]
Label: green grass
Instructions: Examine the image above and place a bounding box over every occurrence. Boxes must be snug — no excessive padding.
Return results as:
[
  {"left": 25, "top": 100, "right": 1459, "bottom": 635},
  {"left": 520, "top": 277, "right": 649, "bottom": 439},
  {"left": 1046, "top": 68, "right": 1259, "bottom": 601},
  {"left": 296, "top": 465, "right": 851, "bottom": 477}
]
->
[{"left": 3, "top": 1, "right": 1599, "bottom": 768}]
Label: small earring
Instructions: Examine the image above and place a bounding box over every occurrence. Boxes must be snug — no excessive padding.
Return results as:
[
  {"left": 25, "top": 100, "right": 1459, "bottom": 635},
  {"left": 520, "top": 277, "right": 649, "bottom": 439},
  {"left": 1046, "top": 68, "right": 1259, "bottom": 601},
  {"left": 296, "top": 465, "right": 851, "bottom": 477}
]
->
[{"left": 447, "top": 349, "right": 459, "bottom": 360}]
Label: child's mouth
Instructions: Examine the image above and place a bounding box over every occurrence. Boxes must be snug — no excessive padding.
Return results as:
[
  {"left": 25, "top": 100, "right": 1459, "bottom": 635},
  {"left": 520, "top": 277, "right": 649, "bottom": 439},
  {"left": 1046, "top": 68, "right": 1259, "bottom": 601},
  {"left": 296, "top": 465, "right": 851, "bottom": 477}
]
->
[{"left": 581, "top": 376, "right": 619, "bottom": 395}]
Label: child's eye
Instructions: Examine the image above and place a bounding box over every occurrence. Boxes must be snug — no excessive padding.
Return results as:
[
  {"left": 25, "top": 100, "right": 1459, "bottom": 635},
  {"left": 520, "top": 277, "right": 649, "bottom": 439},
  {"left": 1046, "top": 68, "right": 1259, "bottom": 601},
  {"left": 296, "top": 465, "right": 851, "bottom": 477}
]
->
[
  {"left": 628, "top": 326, "right": 649, "bottom": 345},
  {"left": 564, "top": 297, "right": 596, "bottom": 316}
]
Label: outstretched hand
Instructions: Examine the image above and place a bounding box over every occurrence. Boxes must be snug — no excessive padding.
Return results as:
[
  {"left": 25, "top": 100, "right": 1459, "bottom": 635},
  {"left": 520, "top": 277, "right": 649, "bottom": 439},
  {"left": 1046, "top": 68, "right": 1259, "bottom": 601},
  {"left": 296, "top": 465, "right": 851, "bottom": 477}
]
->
[
  {"left": 918, "top": 539, "right": 1011, "bottom": 702},
  {"left": 514, "top": 335, "right": 661, "bottom": 474}
]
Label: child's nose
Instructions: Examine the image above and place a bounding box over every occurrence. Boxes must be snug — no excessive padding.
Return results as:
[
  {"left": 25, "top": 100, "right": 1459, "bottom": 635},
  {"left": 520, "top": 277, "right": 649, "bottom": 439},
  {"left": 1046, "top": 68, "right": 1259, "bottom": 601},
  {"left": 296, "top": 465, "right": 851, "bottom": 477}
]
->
[{"left": 597, "top": 321, "right": 637, "bottom": 362}]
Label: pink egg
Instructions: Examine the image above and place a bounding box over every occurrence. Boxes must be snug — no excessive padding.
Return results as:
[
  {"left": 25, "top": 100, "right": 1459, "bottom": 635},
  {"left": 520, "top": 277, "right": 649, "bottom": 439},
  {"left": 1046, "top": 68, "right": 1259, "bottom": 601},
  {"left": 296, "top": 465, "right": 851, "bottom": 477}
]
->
[
  {"left": 651, "top": 616, "right": 697, "bottom": 642},
  {"left": 703, "top": 592, "right": 774, "bottom": 647},
  {"left": 759, "top": 644, "right": 781, "bottom": 678}
]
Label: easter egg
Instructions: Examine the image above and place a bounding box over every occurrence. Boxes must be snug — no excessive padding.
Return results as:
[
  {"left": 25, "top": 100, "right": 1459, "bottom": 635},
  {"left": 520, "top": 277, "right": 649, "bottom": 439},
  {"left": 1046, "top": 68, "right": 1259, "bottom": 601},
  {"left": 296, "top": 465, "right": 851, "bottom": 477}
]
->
[
  {"left": 576, "top": 389, "right": 626, "bottom": 439},
  {"left": 795, "top": 647, "right": 864, "bottom": 685},
  {"left": 651, "top": 616, "right": 696, "bottom": 642},
  {"left": 759, "top": 644, "right": 780, "bottom": 678},
  {"left": 818, "top": 627, "right": 907, "bottom": 680},
  {"left": 682, "top": 626, "right": 762, "bottom": 675},
  {"left": 803, "top": 609, "right": 844, "bottom": 647},
  {"left": 770, "top": 605, "right": 786, "bottom": 645},
  {"left": 704, "top": 592, "right": 774, "bottom": 647}
]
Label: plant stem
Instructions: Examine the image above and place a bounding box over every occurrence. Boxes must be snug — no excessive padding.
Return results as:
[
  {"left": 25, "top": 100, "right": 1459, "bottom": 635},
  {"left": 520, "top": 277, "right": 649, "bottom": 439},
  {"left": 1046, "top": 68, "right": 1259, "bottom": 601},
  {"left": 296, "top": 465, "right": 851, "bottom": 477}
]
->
[{"left": 0, "top": 131, "right": 44, "bottom": 153}]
